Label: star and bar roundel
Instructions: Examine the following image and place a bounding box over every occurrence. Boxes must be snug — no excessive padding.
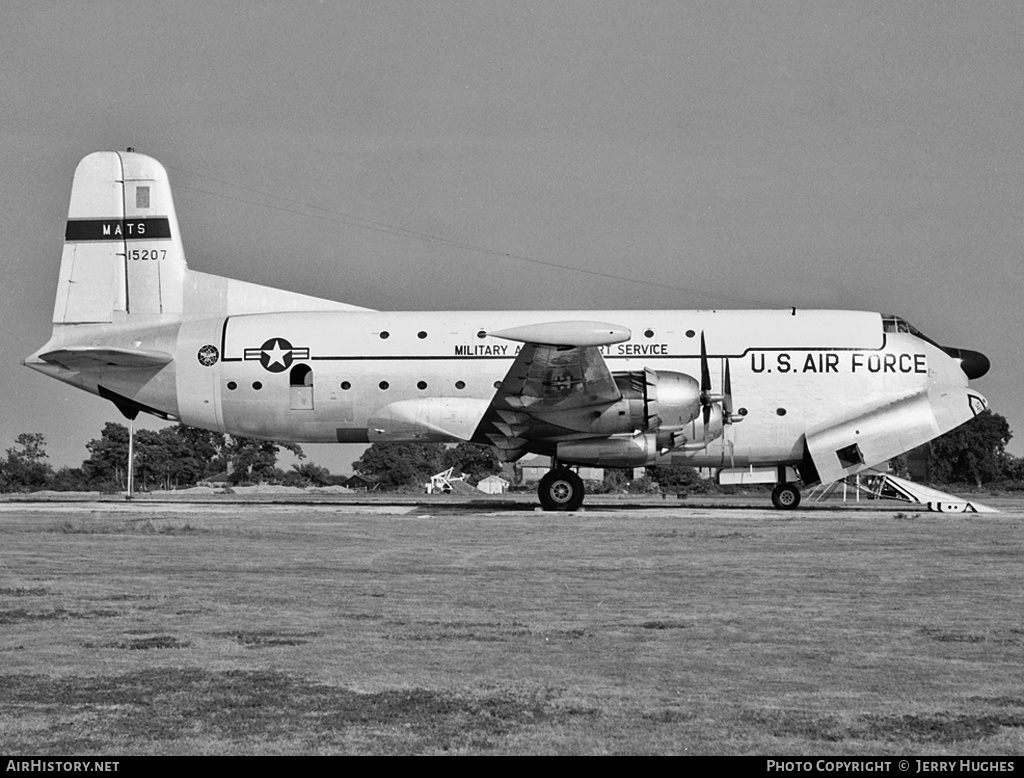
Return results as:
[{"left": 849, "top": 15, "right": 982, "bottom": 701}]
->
[{"left": 243, "top": 338, "right": 311, "bottom": 373}]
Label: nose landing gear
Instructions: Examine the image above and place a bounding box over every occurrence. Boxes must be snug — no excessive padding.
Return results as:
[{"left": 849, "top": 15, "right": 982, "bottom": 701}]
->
[{"left": 771, "top": 482, "right": 801, "bottom": 510}]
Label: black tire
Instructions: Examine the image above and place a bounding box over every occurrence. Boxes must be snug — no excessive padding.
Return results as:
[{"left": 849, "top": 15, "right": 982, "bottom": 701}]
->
[
  {"left": 771, "top": 483, "right": 801, "bottom": 510},
  {"left": 538, "top": 469, "right": 586, "bottom": 512}
]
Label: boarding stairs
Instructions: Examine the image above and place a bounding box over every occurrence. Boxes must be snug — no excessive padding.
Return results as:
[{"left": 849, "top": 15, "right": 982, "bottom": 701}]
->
[{"left": 808, "top": 470, "right": 998, "bottom": 513}]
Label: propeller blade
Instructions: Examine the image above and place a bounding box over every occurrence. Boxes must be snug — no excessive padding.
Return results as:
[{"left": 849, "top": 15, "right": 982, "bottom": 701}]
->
[
  {"left": 700, "top": 332, "right": 711, "bottom": 393},
  {"left": 723, "top": 359, "right": 733, "bottom": 418},
  {"left": 700, "top": 331, "right": 712, "bottom": 426}
]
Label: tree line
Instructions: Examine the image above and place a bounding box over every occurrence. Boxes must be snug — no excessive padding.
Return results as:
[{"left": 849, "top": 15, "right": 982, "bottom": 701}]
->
[
  {"left": 0, "top": 410, "right": 1018, "bottom": 493},
  {"left": 0, "top": 424, "right": 316, "bottom": 493}
]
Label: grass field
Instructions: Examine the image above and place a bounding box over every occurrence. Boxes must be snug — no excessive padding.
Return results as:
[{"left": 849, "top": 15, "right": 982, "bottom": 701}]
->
[{"left": 0, "top": 495, "right": 1022, "bottom": 755}]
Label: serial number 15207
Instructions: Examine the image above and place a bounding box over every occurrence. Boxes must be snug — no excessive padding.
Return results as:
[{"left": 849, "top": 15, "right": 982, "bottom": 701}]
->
[{"left": 128, "top": 249, "right": 166, "bottom": 260}]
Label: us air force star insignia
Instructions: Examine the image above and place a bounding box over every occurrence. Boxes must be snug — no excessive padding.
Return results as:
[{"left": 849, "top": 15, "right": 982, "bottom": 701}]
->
[
  {"left": 261, "top": 339, "right": 293, "bottom": 372},
  {"left": 243, "top": 338, "right": 311, "bottom": 373},
  {"left": 197, "top": 344, "right": 219, "bottom": 367}
]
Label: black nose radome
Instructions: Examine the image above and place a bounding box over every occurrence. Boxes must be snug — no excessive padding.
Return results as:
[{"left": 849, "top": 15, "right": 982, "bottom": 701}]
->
[{"left": 941, "top": 346, "right": 990, "bottom": 380}]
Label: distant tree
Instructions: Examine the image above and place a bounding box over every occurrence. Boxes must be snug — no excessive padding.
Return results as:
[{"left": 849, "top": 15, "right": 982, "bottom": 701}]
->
[
  {"left": 226, "top": 436, "right": 305, "bottom": 484},
  {"left": 887, "top": 454, "right": 909, "bottom": 478},
  {"left": 289, "top": 461, "right": 332, "bottom": 487},
  {"left": 352, "top": 443, "right": 447, "bottom": 489},
  {"left": 83, "top": 422, "right": 130, "bottom": 488},
  {"left": 602, "top": 468, "right": 632, "bottom": 492},
  {"left": 82, "top": 423, "right": 297, "bottom": 490},
  {"left": 1000, "top": 454, "right": 1024, "bottom": 485},
  {"left": 928, "top": 410, "right": 1012, "bottom": 487},
  {"left": 134, "top": 427, "right": 224, "bottom": 490},
  {"left": 49, "top": 467, "right": 90, "bottom": 492},
  {"left": 172, "top": 425, "right": 227, "bottom": 478},
  {"left": 645, "top": 464, "right": 710, "bottom": 494},
  {"left": 0, "top": 433, "right": 54, "bottom": 491}
]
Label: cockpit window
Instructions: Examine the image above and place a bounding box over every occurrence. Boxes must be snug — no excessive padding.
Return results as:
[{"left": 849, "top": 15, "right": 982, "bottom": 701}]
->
[{"left": 882, "top": 315, "right": 939, "bottom": 346}]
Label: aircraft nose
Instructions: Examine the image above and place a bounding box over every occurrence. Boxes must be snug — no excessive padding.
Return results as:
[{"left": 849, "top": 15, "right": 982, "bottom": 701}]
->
[{"left": 941, "top": 346, "right": 990, "bottom": 380}]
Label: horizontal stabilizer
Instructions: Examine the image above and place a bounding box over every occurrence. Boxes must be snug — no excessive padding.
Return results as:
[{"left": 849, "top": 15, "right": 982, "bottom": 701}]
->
[{"left": 38, "top": 347, "right": 173, "bottom": 370}]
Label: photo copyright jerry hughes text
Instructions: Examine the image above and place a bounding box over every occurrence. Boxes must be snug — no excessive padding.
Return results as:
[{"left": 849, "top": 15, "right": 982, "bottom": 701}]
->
[{"left": 766, "top": 760, "right": 1015, "bottom": 773}]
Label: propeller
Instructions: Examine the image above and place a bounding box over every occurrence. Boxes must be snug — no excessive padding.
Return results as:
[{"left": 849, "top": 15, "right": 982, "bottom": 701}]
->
[
  {"left": 699, "top": 331, "right": 743, "bottom": 455},
  {"left": 699, "top": 332, "right": 722, "bottom": 427}
]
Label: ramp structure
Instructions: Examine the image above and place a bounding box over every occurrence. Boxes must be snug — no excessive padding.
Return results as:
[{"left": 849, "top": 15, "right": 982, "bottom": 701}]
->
[
  {"left": 425, "top": 467, "right": 468, "bottom": 495},
  {"left": 809, "top": 471, "right": 998, "bottom": 513}
]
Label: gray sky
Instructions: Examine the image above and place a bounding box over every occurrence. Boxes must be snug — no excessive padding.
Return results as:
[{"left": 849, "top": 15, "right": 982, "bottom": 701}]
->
[{"left": 3, "top": 1, "right": 1022, "bottom": 472}]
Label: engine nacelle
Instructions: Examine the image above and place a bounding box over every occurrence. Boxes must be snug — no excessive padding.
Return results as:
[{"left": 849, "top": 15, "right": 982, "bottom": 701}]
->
[
  {"left": 606, "top": 368, "right": 702, "bottom": 433},
  {"left": 643, "top": 368, "right": 702, "bottom": 432},
  {"left": 557, "top": 433, "right": 660, "bottom": 467},
  {"left": 534, "top": 368, "right": 701, "bottom": 436},
  {"left": 548, "top": 371, "right": 721, "bottom": 465}
]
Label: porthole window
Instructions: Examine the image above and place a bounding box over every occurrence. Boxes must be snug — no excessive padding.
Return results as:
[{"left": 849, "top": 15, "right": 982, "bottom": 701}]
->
[
  {"left": 417, "top": 331, "right": 427, "bottom": 339},
  {"left": 340, "top": 381, "right": 351, "bottom": 390},
  {"left": 379, "top": 331, "right": 390, "bottom": 339},
  {"left": 493, "top": 381, "right": 502, "bottom": 389},
  {"left": 776, "top": 408, "right": 787, "bottom": 416},
  {"left": 685, "top": 330, "right": 696, "bottom": 338},
  {"left": 379, "top": 381, "right": 389, "bottom": 390},
  {"left": 644, "top": 329, "right": 655, "bottom": 338},
  {"left": 738, "top": 407, "right": 748, "bottom": 416},
  {"left": 417, "top": 381, "right": 427, "bottom": 390},
  {"left": 252, "top": 381, "right": 263, "bottom": 390},
  {"left": 477, "top": 330, "right": 487, "bottom": 339},
  {"left": 227, "top": 381, "right": 237, "bottom": 390},
  {"left": 455, "top": 380, "right": 466, "bottom": 390}
]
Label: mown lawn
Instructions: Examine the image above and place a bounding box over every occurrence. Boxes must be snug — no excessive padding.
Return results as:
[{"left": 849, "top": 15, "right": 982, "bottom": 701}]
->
[{"left": 0, "top": 500, "right": 1021, "bottom": 754}]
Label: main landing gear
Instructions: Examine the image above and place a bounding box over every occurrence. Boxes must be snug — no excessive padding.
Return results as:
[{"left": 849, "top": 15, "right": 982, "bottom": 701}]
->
[
  {"left": 538, "top": 468, "right": 585, "bottom": 512},
  {"left": 537, "top": 469, "right": 802, "bottom": 512},
  {"left": 771, "top": 482, "right": 801, "bottom": 510}
]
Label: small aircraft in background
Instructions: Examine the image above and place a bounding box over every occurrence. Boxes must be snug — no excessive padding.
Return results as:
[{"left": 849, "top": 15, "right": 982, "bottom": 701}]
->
[{"left": 25, "top": 151, "right": 990, "bottom": 510}]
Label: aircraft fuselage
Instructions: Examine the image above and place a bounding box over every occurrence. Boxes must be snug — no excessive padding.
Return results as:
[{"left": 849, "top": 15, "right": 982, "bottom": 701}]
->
[{"left": 36, "top": 306, "right": 977, "bottom": 472}]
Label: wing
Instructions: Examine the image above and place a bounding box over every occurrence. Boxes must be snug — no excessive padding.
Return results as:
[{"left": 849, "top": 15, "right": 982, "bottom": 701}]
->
[
  {"left": 37, "top": 347, "right": 173, "bottom": 370},
  {"left": 474, "top": 321, "right": 632, "bottom": 460}
]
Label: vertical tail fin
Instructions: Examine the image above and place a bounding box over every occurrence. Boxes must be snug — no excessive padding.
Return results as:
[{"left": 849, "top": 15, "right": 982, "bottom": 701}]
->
[{"left": 55, "top": 151, "right": 187, "bottom": 323}]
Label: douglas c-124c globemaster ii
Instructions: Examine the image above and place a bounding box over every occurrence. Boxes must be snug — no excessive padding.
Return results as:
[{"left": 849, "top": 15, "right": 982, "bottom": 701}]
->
[{"left": 25, "top": 151, "right": 991, "bottom": 510}]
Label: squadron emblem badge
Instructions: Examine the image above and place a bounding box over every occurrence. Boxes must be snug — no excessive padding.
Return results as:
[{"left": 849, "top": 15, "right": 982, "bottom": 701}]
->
[{"left": 197, "top": 344, "right": 219, "bottom": 367}]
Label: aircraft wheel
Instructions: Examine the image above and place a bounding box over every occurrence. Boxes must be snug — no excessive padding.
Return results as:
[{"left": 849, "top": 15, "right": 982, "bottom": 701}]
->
[
  {"left": 538, "top": 469, "right": 585, "bottom": 512},
  {"left": 771, "top": 483, "right": 801, "bottom": 510}
]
